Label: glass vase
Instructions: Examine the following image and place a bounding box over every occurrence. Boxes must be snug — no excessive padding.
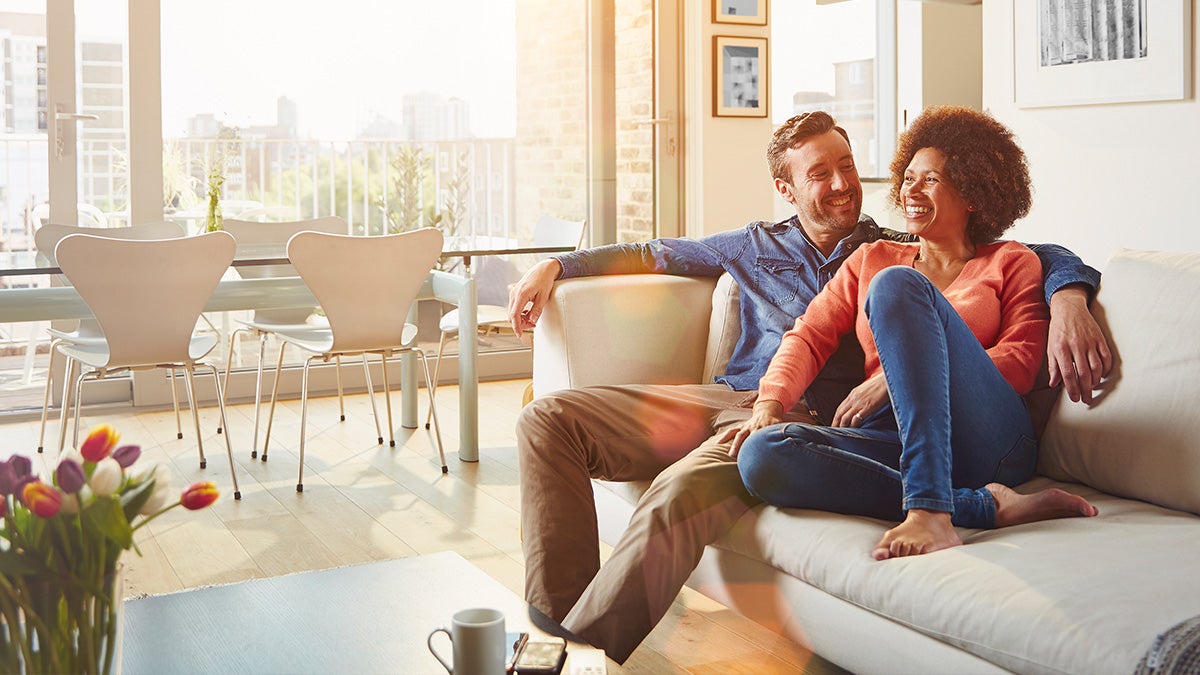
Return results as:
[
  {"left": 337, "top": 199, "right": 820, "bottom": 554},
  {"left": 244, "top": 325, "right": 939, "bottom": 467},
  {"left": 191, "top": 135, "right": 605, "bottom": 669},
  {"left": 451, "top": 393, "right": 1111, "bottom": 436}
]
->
[
  {"left": 0, "top": 562, "right": 125, "bottom": 675},
  {"left": 205, "top": 193, "right": 223, "bottom": 232}
]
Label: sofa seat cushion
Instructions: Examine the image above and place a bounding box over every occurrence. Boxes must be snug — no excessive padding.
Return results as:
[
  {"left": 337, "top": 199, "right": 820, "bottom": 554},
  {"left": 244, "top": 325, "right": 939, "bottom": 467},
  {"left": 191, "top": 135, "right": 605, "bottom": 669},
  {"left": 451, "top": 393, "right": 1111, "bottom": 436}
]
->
[{"left": 716, "top": 476, "right": 1200, "bottom": 675}]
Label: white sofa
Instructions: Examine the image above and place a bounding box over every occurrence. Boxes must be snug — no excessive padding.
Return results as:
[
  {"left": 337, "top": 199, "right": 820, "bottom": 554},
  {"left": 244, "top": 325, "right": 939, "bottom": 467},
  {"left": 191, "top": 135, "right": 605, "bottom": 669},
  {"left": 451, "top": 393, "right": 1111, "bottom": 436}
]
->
[{"left": 531, "top": 249, "right": 1200, "bottom": 675}]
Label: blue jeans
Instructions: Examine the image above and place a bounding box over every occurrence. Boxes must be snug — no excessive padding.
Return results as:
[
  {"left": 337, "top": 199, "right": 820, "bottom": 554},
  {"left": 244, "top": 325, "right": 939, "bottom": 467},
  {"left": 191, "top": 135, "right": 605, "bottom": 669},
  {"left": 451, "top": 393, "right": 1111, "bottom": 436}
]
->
[{"left": 738, "top": 266, "right": 1038, "bottom": 528}]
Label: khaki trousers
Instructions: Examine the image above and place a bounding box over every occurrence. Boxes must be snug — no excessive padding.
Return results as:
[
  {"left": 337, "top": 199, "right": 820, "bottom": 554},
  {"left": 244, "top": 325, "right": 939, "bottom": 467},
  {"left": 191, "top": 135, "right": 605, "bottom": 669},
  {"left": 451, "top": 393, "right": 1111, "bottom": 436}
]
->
[{"left": 516, "top": 383, "right": 815, "bottom": 663}]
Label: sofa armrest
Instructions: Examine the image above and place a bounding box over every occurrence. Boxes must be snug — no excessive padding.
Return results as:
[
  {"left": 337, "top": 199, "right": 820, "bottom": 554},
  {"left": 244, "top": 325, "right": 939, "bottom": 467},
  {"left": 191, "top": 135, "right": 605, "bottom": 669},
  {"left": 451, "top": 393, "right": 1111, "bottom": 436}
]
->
[{"left": 533, "top": 274, "right": 720, "bottom": 397}]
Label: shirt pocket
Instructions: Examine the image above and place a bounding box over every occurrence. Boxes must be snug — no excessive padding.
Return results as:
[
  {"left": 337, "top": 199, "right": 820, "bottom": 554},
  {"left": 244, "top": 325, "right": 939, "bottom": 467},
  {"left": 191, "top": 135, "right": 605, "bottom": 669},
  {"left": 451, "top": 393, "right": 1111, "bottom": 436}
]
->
[{"left": 754, "top": 256, "right": 803, "bottom": 305}]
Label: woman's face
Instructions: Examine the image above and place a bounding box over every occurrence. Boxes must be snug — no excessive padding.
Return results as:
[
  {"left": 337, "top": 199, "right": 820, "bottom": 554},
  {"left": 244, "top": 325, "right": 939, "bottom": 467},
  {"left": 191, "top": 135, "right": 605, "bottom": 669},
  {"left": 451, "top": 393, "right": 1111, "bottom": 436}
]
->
[{"left": 899, "top": 147, "right": 971, "bottom": 242}]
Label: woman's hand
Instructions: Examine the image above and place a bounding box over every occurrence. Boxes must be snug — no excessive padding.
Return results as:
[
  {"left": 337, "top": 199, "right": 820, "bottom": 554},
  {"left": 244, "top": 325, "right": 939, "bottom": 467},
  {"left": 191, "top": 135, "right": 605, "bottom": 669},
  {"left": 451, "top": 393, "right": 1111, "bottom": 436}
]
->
[
  {"left": 832, "top": 373, "right": 889, "bottom": 427},
  {"left": 722, "top": 400, "right": 785, "bottom": 458}
]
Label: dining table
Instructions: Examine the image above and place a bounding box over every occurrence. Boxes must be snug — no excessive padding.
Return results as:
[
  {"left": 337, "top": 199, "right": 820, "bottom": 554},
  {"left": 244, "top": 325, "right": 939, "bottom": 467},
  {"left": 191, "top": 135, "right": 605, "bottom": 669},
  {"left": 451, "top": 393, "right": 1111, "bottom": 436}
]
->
[{"left": 0, "top": 238, "right": 573, "bottom": 463}]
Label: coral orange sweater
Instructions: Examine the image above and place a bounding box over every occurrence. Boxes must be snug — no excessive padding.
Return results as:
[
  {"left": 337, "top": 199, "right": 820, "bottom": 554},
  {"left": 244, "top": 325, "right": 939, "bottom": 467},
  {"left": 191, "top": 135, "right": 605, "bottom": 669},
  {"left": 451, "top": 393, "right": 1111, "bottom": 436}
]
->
[{"left": 758, "top": 240, "right": 1049, "bottom": 411}]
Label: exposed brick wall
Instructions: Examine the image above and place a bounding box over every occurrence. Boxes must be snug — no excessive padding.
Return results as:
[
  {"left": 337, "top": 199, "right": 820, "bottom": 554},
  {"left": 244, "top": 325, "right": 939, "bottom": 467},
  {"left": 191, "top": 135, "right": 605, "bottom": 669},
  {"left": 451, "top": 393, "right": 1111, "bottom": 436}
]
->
[
  {"left": 614, "top": 0, "right": 654, "bottom": 243},
  {"left": 514, "top": 0, "right": 656, "bottom": 244},
  {"left": 514, "top": 0, "right": 588, "bottom": 242}
]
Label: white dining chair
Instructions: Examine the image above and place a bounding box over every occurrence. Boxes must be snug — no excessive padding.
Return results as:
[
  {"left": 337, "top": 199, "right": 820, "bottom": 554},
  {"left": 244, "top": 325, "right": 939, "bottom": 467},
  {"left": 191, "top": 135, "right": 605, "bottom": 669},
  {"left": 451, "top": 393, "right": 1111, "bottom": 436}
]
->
[
  {"left": 425, "top": 215, "right": 586, "bottom": 427},
  {"left": 53, "top": 231, "right": 243, "bottom": 499},
  {"left": 259, "top": 228, "right": 447, "bottom": 492},
  {"left": 217, "top": 217, "right": 383, "bottom": 458},
  {"left": 33, "top": 221, "right": 189, "bottom": 454}
]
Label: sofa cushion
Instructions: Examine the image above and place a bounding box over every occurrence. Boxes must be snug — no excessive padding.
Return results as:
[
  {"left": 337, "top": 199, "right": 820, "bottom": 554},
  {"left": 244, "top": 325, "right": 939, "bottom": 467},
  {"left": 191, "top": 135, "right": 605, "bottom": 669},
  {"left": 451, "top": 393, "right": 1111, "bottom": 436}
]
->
[
  {"left": 1038, "top": 249, "right": 1200, "bottom": 515},
  {"left": 721, "top": 477, "right": 1200, "bottom": 675},
  {"left": 701, "top": 273, "right": 741, "bottom": 384}
]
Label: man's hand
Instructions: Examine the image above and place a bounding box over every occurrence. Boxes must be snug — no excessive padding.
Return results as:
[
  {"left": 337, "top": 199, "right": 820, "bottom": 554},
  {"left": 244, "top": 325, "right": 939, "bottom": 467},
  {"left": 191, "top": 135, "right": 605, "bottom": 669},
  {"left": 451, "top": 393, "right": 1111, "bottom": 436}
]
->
[
  {"left": 508, "top": 259, "right": 564, "bottom": 338},
  {"left": 721, "top": 400, "right": 784, "bottom": 458},
  {"left": 832, "top": 373, "right": 888, "bottom": 427},
  {"left": 1047, "top": 285, "right": 1112, "bottom": 405}
]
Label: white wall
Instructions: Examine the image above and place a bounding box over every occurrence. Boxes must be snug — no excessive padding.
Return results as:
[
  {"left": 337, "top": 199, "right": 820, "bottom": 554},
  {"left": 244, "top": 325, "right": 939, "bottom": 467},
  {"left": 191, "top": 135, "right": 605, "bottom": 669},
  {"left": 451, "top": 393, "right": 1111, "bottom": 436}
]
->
[
  {"left": 685, "top": 1, "right": 779, "bottom": 238},
  {"left": 983, "top": 3, "right": 1200, "bottom": 269}
]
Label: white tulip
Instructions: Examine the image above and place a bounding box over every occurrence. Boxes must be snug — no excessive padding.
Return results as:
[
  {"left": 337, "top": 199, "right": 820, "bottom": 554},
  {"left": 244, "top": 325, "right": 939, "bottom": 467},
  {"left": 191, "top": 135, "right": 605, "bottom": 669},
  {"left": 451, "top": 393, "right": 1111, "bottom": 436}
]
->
[
  {"left": 89, "top": 457, "right": 123, "bottom": 497},
  {"left": 137, "top": 463, "right": 172, "bottom": 515}
]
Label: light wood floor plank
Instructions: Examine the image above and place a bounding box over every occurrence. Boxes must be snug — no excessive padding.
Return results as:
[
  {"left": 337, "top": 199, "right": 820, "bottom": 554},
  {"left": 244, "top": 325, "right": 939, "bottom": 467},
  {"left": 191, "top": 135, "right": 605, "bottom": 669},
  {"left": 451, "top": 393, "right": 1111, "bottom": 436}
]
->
[{"left": 2, "top": 378, "right": 835, "bottom": 673}]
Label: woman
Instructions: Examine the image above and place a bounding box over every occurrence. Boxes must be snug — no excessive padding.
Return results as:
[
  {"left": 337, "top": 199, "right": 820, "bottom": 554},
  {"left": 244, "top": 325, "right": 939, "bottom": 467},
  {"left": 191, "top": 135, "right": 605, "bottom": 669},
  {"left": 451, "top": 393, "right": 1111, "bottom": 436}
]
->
[{"left": 727, "top": 106, "right": 1096, "bottom": 560}]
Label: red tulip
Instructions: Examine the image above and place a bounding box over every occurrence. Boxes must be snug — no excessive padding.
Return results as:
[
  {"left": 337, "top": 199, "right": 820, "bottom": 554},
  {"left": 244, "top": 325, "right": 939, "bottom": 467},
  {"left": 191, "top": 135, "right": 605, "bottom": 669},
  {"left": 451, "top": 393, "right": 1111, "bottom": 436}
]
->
[
  {"left": 21, "top": 481, "right": 63, "bottom": 518},
  {"left": 80, "top": 424, "right": 120, "bottom": 462},
  {"left": 0, "top": 498, "right": 7, "bottom": 518},
  {"left": 180, "top": 481, "right": 219, "bottom": 510}
]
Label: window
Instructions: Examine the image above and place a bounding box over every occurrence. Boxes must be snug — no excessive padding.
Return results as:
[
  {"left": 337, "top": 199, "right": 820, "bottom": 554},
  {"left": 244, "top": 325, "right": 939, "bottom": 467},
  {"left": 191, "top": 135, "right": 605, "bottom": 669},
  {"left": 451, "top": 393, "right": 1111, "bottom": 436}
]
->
[{"left": 770, "top": 0, "right": 885, "bottom": 178}]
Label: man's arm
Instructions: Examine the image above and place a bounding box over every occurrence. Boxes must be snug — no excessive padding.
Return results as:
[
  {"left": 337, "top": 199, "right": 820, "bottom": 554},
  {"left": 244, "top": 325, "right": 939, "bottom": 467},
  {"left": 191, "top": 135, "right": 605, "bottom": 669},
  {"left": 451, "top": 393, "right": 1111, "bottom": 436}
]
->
[
  {"left": 506, "top": 235, "right": 734, "bottom": 337},
  {"left": 1027, "top": 243, "right": 1112, "bottom": 405}
]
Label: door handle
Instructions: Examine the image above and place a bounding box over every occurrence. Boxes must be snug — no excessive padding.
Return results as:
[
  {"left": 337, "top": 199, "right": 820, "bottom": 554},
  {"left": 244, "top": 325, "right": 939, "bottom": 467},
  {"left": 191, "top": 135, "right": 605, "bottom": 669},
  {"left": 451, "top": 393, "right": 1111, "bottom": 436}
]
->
[{"left": 53, "top": 104, "right": 99, "bottom": 159}]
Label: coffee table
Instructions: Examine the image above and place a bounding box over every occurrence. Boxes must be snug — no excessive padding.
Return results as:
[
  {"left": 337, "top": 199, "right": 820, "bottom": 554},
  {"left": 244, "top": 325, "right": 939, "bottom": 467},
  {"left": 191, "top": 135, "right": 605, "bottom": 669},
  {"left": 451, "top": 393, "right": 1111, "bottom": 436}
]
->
[{"left": 122, "top": 551, "right": 599, "bottom": 674}]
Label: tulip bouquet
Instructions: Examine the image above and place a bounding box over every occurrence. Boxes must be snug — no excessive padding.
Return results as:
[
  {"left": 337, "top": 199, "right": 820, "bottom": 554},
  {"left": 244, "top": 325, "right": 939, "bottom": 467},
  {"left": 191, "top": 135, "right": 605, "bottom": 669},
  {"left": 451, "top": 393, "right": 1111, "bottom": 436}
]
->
[{"left": 0, "top": 424, "right": 219, "bottom": 675}]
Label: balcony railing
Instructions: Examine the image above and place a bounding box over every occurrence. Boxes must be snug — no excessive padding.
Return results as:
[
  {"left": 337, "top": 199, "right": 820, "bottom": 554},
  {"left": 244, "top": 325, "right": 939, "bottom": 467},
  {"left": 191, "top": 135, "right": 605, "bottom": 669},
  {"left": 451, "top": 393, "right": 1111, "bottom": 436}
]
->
[{"left": 1, "top": 135, "right": 518, "bottom": 252}]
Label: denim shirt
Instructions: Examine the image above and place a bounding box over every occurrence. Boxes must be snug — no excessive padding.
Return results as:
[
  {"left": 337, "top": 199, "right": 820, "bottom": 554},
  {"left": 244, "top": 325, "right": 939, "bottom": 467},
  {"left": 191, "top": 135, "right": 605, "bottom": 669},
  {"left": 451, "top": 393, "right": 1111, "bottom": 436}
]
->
[{"left": 555, "top": 215, "right": 1100, "bottom": 420}]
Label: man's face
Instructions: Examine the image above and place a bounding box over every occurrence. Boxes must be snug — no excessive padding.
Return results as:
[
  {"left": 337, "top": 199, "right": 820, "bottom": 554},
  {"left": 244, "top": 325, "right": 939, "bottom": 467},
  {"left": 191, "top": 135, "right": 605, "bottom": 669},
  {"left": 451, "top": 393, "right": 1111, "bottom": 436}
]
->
[{"left": 775, "top": 130, "right": 863, "bottom": 240}]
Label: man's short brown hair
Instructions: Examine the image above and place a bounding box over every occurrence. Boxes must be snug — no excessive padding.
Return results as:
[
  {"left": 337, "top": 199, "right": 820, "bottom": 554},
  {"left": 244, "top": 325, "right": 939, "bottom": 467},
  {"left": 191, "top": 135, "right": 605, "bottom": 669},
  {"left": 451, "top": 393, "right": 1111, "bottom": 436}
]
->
[{"left": 767, "top": 111, "right": 851, "bottom": 184}]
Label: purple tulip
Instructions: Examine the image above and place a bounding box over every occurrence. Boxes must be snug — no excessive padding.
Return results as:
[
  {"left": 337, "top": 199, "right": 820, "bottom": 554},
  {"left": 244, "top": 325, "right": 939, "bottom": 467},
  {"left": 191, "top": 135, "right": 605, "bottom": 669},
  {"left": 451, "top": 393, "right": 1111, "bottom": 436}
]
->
[
  {"left": 56, "top": 458, "right": 87, "bottom": 493},
  {"left": 0, "top": 455, "right": 34, "bottom": 496},
  {"left": 111, "top": 444, "right": 142, "bottom": 469},
  {"left": 0, "top": 459, "right": 14, "bottom": 495}
]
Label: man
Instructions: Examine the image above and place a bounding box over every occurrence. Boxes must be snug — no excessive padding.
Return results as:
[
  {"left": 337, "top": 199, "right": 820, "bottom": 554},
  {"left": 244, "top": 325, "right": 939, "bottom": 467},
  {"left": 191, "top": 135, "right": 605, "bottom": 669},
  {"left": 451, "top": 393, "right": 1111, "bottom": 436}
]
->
[{"left": 507, "top": 111, "right": 1111, "bottom": 663}]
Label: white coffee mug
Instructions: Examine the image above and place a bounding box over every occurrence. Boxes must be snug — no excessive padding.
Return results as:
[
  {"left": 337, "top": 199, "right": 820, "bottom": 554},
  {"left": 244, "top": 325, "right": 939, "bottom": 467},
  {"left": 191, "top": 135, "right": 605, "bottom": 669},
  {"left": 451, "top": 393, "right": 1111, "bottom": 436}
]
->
[{"left": 427, "top": 607, "right": 506, "bottom": 675}]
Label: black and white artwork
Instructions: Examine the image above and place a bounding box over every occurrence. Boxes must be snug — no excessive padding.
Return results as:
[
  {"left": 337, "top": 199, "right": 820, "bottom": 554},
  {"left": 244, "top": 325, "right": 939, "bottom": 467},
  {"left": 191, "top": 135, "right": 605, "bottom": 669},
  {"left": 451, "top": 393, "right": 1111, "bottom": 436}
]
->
[
  {"left": 723, "top": 45, "right": 759, "bottom": 109},
  {"left": 1039, "top": 0, "right": 1147, "bottom": 67}
]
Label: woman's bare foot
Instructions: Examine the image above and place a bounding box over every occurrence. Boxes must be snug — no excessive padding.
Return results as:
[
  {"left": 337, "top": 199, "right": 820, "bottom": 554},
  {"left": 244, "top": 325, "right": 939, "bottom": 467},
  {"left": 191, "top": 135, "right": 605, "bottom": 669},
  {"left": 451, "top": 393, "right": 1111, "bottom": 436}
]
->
[
  {"left": 872, "top": 509, "right": 962, "bottom": 560},
  {"left": 986, "top": 483, "right": 1099, "bottom": 527}
]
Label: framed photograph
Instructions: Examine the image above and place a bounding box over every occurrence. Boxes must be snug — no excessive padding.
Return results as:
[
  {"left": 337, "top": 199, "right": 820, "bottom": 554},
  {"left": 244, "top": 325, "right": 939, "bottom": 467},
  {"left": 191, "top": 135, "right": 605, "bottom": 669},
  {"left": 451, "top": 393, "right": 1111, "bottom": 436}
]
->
[
  {"left": 713, "top": 0, "right": 767, "bottom": 26},
  {"left": 1014, "top": 0, "right": 1192, "bottom": 108},
  {"left": 713, "top": 35, "right": 768, "bottom": 117}
]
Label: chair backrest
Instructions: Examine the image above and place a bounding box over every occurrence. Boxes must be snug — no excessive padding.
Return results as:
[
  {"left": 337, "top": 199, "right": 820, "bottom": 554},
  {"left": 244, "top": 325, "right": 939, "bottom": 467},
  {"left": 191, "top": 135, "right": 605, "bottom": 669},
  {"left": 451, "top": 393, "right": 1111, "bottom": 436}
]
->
[
  {"left": 35, "top": 221, "right": 186, "bottom": 259},
  {"left": 287, "top": 228, "right": 444, "bottom": 353},
  {"left": 54, "top": 231, "right": 236, "bottom": 368},
  {"left": 224, "top": 216, "right": 348, "bottom": 325},
  {"left": 35, "top": 221, "right": 189, "bottom": 338},
  {"left": 224, "top": 216, "right": 347, "bottom": 279},
  {"left": 532, "top": 215, "right": 587, "bottom": 251}
]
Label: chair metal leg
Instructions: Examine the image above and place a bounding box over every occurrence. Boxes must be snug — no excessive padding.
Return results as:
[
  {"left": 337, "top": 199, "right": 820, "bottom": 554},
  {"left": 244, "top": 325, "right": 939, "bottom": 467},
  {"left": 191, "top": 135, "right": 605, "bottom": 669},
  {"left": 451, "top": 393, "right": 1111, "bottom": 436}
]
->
[
  {"left": 381, "top": 353, "right": 395, "bottom": 447},
  {"left": 70, "top": 368, "right": 93, "bottom": 452},
  {"left": 182, "top": 366, "right": 207, "bottom": 470},
  {"left": 297, "top": 356, "right": 316, "bottom": 493},
  {"left": 425, "top": 329, "right": 452, "bottom": 429},
  {"left": 37, "top": 339, "right": 63, "bottom": 453},
  {"left": 204, "top": 362, "right": 242, "bottom": 500},
  {"left": 56, "top": 357, "right": 77, "bottom": 455},
  {"left": 249, "top": 332, "right": 267, "bottom": 459},
  {"left": 335, "top": 354, "right": 345, "bottom": 422},
  {"left": 362, "top": 355, "right": 383, "bottom": 444},
  {"left": 168, "top": 368, "right": 183, "bottom": 439},
  {"left": 261, "top": 342, "right": 287, "bottom": 463},
  {"left": 416, "top": 350, "right": 448, "bottom": 473},
  {"left": 218, "top": 326, "right": 252, "bottom": 435}
]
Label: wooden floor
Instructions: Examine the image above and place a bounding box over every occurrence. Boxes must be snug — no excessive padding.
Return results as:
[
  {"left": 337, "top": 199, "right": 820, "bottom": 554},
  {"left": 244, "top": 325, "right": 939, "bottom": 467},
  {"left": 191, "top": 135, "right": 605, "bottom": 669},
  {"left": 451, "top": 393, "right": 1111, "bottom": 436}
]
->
[{"left": 4, "top": 379, "right": 838, "bottom": 674}]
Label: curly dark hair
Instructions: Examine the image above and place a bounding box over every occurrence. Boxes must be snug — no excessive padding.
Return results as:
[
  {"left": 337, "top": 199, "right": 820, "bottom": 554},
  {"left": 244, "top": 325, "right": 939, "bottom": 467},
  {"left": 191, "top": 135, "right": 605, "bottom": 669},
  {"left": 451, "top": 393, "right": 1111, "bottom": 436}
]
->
[
  {"left": 888, "top": 106, "right": 1032, "bottom": 244},
  {"left": 767, "top": 111, "right": 851, "bottom": 183}
]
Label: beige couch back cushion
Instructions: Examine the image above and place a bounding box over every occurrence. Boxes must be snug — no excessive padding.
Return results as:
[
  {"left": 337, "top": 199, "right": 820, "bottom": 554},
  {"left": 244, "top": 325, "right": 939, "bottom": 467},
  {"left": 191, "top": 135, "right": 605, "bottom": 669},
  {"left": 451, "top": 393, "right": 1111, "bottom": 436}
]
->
[{"left": 1039, "top": 249, "right": 1200, "bottom": 515}]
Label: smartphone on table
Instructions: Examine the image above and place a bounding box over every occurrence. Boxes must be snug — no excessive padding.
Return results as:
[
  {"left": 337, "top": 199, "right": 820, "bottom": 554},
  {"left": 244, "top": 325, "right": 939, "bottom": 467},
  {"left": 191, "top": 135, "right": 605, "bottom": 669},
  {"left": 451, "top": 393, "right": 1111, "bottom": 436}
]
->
[{"left": 513, "top": 636, "right": 568, "bottom": 674}]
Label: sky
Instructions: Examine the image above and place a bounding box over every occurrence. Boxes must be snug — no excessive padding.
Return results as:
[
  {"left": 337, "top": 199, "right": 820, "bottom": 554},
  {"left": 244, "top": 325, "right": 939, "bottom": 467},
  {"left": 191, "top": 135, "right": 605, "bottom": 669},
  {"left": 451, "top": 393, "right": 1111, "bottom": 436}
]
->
[
  {"left": 58, "top": 0, "right": 518, "bottom": 139},
  {"left": 15, "top": 0, "right": 871, "bottom": 137}
]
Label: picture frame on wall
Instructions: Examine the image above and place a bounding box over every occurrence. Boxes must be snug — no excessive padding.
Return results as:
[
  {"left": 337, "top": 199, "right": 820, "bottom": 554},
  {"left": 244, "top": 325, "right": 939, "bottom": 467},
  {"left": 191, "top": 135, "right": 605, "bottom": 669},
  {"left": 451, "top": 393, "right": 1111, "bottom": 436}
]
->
[
  {"left": 713, "top": 0, "right": 767, "bottom": 26},
  {"left": 1013, "top": 0, "right": 1192, "bottom": 108},
  {"left": 713, "top": 35, "right": 768, "bottom": 118}
]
